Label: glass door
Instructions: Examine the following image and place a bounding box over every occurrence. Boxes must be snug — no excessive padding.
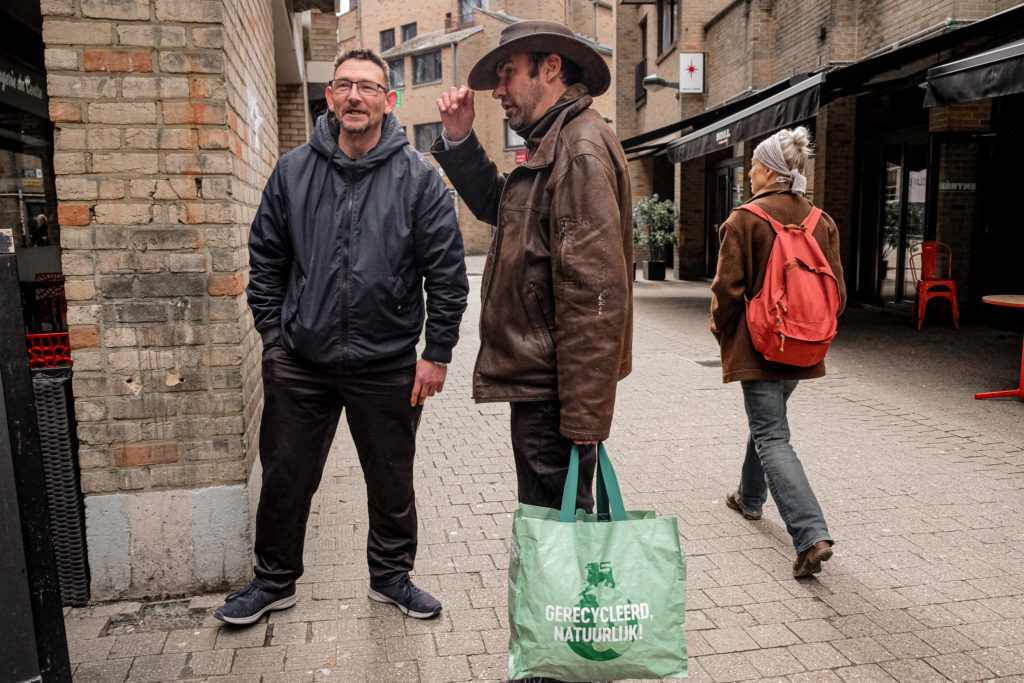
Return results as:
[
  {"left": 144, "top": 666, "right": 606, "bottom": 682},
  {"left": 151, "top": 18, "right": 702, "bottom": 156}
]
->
[
  {"left": 706, "top": 160, "right": 744, "bottom": 276},
  {"left": 878, "top": 143, "right": 927, "bottom": 302}
]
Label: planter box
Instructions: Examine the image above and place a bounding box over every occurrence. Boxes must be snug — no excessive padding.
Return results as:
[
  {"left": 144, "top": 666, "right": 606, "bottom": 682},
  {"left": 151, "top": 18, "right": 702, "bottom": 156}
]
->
[{"left": 643, "top": 261, "right": 667, "bottom": 281}]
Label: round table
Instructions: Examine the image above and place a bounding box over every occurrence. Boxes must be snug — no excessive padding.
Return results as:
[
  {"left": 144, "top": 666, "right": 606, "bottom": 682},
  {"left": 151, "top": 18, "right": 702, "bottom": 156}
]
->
[{"left": 974, "top": 295, "right": 1024, "bottom": 400}]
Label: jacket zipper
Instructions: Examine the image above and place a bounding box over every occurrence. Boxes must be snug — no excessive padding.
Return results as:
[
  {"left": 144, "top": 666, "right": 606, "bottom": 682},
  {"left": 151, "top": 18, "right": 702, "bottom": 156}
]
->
[{"left": 341, "top": 168, "right": 355, "bottom": 370}]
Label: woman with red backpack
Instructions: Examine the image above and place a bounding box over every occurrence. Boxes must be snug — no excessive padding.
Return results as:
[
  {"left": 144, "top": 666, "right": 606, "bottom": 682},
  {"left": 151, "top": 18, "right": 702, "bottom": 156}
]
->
[{"left": 710, "top": 126, "right": 847, "bottom": 578}]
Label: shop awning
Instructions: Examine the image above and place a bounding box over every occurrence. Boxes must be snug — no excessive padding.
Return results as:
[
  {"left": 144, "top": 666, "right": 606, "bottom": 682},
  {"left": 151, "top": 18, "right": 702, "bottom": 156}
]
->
[
  {"left": 923, "top": 39, "right": 1024, "bottom": 107},
  {"left": 665, "top": 73, "right": 822, "bottom": 164}
]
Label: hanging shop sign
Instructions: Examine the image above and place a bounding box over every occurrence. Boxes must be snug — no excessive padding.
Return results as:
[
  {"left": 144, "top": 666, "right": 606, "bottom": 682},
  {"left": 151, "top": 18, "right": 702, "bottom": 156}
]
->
[{"left": 678, "top": 53, "right": 704, "bottom": 94}]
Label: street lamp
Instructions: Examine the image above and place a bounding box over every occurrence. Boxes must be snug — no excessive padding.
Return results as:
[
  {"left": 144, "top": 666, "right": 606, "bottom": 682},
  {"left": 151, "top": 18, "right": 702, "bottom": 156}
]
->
[{"left": 642, "top": 74, "right": 680, "bottom": 91}]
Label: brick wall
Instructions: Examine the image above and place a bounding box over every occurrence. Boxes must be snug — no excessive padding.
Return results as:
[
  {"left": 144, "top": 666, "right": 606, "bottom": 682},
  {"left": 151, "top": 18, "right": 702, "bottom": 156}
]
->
[
  {"left": 705, "top": 1, "right": 761, "bottom": 108},
  {"left": 929, "top": 99, "right": 992, "bottom": 133},
  {"left": 42, "top": 0, "right": 278, "bottom": 599},
  {"left": 676, "top": 158, "right": 706, "bottom": 278},
  {"left": 771, "top": 0, "right": 830, "bottom": 82},
  {"left": 857, "top": 0, "right": 957, "bottom": 56},
  {"left": 814, "top": 98, "right": 857, "bottom": 278},
  {"left": 277, "top": 83, "right": 311, "bottom": 154},
  {"left": 308, "top": 9, "right": 339, "bottom": 62}
]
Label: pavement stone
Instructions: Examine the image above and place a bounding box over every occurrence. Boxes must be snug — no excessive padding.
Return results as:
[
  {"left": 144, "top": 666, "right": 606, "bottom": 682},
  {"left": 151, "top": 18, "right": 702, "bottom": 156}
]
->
[{"left": 63, "top": 261, "right": 1024, "bottom": 681}]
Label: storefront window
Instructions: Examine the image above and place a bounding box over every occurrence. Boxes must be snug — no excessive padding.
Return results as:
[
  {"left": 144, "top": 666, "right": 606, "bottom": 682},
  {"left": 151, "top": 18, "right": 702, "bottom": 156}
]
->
[{"left": 1, "top": 101, "right": 63, "bottom": 334}]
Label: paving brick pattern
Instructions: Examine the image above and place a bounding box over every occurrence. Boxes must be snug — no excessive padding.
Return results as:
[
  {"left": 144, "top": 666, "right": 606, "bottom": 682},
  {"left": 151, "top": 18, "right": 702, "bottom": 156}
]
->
[{"left": 64, "top": 260, "right": 1024, "bottom": 681}]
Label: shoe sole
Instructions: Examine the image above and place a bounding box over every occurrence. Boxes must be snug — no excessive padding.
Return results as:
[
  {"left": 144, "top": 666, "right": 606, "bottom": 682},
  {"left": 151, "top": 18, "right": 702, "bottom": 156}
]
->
[
  {"left": 368, "top": 588, "right": 442, "bottom": 619},
  {"left": 726, "top": 493, "right": 762, "bottom": 520},
  {"left": 214, "top": 593, "right": 297, "bottom": 625},
  {"left": 793, "top": 547, "right": 833, "bottom": 578}
]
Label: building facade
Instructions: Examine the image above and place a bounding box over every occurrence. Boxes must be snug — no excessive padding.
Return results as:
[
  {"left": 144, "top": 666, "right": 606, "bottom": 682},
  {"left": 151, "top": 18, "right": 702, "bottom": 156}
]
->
[
  {"left": 618, "top": 0, "right": 1024, "bottom": 320},
  {"left": 2, "top": 0, "right": 341, "bottom": 601}
]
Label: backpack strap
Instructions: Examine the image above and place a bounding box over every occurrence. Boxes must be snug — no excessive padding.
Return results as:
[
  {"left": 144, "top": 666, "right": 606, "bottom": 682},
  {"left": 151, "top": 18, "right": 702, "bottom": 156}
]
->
[
  {"left": 801, "top": 207, "right": 822, "bottom": 235},
  {"left": 737, "top": 204, "right": 785, "bottom": 234},
  {"left": 738, "top": 203, "right": 823, "bottom": 235}
]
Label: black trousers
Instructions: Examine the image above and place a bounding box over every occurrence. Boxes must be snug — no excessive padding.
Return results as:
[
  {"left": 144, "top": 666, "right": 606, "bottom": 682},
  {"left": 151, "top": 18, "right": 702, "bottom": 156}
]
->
[
  {"left": 510, "top": 400, "right": 596, "bottom": 513},
  {"left": 253, "top": 345, "right": 423, "bottom": 592}
]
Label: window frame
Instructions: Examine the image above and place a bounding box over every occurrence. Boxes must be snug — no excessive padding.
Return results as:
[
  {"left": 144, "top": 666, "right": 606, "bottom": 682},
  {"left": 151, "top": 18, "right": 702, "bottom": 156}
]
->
[
  {"left": 380, "top": 28, "right": 395, "bottom": 52},
  {"left": 401, "top": 22, "right": 417, "bottom": 42},
  {"left": 656, "top": 0, "right": 677, "bottom": 56},
  {"left": 388, "top": 58, "right": 406, "bottom": 89},
  {"left": 413, "top": 121, "right": 444, "bottom": 152},
  {"left": 412, "top": 50, "right": 443, "bottom": 85}
]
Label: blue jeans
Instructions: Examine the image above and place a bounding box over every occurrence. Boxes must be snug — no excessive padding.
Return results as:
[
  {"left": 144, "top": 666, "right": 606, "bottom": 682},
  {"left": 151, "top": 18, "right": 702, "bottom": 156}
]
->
[{"left": 738, "top": 380, "right": 831, "bottom": 553}]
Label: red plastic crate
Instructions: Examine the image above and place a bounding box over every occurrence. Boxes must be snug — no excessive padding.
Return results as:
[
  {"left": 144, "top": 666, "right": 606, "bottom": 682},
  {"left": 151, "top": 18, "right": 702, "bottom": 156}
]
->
[{"left": 26, "top": 332, "right": 73, "bottom": 369}]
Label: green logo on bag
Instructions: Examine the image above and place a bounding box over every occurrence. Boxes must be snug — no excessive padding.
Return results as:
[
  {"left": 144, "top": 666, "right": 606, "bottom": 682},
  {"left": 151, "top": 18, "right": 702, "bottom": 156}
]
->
[{"left": 545, "top": 561, "right": 647, "bottom": 661}]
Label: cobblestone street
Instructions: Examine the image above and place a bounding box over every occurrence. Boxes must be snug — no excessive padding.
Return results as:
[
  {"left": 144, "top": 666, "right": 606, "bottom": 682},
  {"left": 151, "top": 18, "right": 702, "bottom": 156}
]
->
[{"left": 65, "top": 258, "right": 1024, "bottom": 682}]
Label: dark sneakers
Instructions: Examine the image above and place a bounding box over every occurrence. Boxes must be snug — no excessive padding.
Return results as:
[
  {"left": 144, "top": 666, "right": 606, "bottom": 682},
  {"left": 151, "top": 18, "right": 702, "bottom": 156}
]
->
[
  {"left": 726, "top": 490, "right": 762, "bottom": 520},
  {"left": 368, "top": 575, "right": 442, "bottom": 619},
  {"left": 213, "top": 583, "right": 297, "bottom": 625},
  {"left": 793, "top": 541, "right": 834, "bottom": 578}
]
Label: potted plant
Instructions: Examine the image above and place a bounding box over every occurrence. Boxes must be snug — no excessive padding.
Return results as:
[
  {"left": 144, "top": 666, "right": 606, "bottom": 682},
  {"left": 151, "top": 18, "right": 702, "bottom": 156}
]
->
[{"left": 632, "top": 194, "right": 679, "bottom": 281}]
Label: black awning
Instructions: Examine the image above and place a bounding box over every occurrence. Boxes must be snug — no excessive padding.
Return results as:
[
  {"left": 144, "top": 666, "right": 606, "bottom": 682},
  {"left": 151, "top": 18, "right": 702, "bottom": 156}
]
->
[
  {"left": 665, "top": 74, "right": 822, "bottom": 164},
  {"left": 923, "top": 39, "right": 1024, "bottom": 107}
]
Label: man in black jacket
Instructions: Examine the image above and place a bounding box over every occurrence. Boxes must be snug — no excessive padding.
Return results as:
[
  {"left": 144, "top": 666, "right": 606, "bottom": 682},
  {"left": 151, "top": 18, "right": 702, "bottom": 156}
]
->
[{"left": 214, "top": 48, "right": 468, "bottom": 625}]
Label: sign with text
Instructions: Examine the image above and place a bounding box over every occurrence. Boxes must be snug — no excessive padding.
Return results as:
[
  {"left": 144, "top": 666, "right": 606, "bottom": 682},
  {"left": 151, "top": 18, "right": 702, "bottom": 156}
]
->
[
  {"left": 678, "top": 53, "right": 704, "bottom": 94},
  {"left": 0, "top": 53, "right": 47, "bottom": 118}
]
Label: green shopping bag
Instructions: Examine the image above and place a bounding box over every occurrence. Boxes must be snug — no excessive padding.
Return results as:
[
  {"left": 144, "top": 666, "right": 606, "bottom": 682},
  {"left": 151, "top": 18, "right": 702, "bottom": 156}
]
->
[{"left": 508, "top": 444, "right": 687, "bottom": 681}]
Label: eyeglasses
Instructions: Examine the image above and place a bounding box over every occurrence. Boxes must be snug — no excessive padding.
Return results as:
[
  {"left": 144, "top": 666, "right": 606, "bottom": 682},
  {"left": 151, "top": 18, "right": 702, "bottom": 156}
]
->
[{"left": 330, "top": 79, "right": 388, "bottom": 96}]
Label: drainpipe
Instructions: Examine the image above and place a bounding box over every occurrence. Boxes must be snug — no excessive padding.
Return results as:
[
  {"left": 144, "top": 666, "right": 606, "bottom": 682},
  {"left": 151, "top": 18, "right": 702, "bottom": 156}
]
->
[
  {"left": 565, "top": 0, "right": 569, "bottom": 26},
  {"left": 451, "top": 43, "right": 457, "bottom": 86},
  {"left": 356, "top": 0, "right": 363, "bottom": 48}
]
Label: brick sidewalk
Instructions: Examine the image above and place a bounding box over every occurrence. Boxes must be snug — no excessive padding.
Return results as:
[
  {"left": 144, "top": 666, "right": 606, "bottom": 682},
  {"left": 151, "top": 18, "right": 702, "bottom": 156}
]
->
[{"left": 65, "top": 267, "right": 1024, "bottom": 682}]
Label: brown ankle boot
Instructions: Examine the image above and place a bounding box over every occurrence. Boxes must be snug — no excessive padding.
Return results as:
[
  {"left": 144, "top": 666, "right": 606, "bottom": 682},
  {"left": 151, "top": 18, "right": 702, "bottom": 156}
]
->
[{"left": 793, "top": 541, "right": 833, "bottom": 578}]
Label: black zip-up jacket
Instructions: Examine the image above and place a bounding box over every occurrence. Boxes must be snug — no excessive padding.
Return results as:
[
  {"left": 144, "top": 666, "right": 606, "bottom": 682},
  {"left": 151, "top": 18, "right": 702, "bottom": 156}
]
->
[{"left": 246, "top": 111, "right": 469, "bottom": 372}]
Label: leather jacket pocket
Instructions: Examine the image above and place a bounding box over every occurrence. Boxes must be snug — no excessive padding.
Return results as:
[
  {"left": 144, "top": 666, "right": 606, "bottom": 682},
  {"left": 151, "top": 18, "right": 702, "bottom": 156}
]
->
[
  {"left": 557, "top": 217, "right": 606, "bottom": 285},
  {"left": 526, "top": 282, "right": 557, "bottom": 358}
]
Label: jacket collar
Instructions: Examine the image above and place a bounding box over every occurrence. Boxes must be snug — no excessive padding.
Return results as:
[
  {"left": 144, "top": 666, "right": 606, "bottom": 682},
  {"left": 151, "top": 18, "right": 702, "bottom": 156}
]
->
[{"left": 520, "top": 83, "right": 592, "bottom": 168}]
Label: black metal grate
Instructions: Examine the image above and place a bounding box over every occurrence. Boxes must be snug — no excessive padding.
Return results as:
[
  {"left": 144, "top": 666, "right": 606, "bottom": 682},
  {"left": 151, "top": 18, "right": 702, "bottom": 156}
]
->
[{"left": 32, "top": 368, "right": 89, "bottom": 606}]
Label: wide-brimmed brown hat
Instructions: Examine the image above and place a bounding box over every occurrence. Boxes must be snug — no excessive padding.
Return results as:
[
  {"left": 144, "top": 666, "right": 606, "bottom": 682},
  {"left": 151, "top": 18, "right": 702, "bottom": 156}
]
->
[{"left": 468, "top": 19, "right": 610, "bottom": 96}]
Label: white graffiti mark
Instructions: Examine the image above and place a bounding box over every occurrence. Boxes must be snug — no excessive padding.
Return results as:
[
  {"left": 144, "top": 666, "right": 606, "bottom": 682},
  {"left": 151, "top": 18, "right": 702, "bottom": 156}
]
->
[{"left": 247, "top": 90, "right": 264, "bottom": 151}]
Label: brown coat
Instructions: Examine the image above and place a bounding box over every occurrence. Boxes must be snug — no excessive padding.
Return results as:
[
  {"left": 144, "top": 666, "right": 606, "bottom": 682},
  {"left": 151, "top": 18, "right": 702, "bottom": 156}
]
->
[
  {"left": 710, "top": 187, "right": 847, "bottom": 383},
  {"left": 432, "top": 85, "right": 633, "bottom": 441}
]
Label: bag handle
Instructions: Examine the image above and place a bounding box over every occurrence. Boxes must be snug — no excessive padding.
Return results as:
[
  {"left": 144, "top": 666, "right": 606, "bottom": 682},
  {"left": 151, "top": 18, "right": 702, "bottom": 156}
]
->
[{"left": 559, "top": 443, "right": 628, "bottom": 522}]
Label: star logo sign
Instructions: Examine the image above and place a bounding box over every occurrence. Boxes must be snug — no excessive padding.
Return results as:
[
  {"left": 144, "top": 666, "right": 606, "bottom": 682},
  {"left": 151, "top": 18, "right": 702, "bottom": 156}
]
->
[{"left": 685, "top": 60, "right": 699, "bottom": 79}]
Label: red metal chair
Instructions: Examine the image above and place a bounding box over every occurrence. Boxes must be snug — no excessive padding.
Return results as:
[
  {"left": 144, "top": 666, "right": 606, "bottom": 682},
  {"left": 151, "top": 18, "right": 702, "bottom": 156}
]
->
[{"left": 909, "top": 241, "right": 959, "bottom": 329}]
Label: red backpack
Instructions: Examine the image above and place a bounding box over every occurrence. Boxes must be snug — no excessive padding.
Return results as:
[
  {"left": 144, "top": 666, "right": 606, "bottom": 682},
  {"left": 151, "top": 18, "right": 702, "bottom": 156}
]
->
[{"left": 737, "top": 203, "right": 840, "bottom": 367}]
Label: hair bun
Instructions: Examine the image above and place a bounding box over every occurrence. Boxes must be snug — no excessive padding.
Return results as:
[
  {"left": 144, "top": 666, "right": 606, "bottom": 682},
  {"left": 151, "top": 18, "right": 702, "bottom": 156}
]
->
[{"left": 786, "top": 126, "right": 813, "bottom": 158}]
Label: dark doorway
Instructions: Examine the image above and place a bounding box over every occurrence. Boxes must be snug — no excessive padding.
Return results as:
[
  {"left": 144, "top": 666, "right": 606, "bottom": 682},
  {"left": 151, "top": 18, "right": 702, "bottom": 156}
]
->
[
  {"left": 705, "top": 156, "right": 744, "bottom": 277},
  {"left": 977, "top": 94, "right": 1024, "bottom": 304}
]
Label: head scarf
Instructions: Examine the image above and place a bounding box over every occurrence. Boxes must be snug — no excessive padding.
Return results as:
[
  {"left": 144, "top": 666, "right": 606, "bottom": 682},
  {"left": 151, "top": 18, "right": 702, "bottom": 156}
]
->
[{"left": 753, "top": 132, "right": 807, "bottom": 194}]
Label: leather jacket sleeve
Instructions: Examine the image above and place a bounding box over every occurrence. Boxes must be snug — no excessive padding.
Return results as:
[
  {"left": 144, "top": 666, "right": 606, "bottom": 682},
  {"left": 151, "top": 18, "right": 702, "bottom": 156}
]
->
[
  {"left": 549, "top": 150, "right": 632, "bottom": 442},
  {"left": 431, "top": 131, "right": 504, "bottom": 225},
  {"left": 246, "top": 162, "right": 292, "bottom": 349}
]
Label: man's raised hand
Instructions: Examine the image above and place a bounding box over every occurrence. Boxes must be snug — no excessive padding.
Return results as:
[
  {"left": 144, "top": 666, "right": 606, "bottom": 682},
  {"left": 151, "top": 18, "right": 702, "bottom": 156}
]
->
[{"left": 436, "top": 86, "right": 475, "bottom": 143}]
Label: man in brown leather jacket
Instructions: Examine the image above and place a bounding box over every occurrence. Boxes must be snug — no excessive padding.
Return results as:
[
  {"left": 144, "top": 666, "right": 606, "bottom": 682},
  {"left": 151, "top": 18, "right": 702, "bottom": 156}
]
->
[{"left": 432, "top": 20, "right": 632, "bottom": 512}]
